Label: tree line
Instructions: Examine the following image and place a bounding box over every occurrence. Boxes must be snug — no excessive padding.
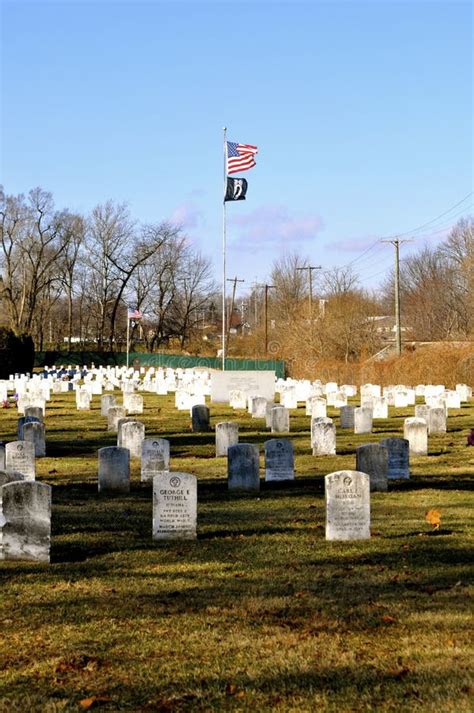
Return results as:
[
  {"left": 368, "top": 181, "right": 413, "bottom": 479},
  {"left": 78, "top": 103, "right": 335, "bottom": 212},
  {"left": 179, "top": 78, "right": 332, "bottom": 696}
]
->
[
  {"left": 0, "top": 187, "right": 217, "bottom": 351},
  {"left": 1, "top": 186, "right": 471, "bottom": 362}
]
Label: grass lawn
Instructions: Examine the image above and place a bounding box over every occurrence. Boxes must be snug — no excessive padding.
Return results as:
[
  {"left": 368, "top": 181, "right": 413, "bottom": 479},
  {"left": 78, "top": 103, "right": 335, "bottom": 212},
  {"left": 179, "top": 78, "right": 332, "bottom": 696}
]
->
[{"left": 0, "top": 390, "right": 473, "bottom": 712}]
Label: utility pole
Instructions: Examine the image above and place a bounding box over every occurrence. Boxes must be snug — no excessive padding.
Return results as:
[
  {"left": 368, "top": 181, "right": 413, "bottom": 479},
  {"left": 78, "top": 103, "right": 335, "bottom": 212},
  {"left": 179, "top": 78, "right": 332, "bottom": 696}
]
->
[
  {"left": 226, "top": 276, "right": 245, "bottom": 345},
  {"left": 256, "top": 283, "right": 276, "bottom": 355},
  {"left": 381, "top": 238, "right": 412, "bottom": 356},
  {"left": 296, "top": 265, "right": 322, "bottom": 322}
]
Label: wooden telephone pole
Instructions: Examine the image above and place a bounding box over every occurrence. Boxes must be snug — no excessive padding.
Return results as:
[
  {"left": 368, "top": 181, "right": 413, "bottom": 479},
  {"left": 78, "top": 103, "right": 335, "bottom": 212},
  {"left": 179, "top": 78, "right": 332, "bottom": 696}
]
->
[
  {"left": 381, "top": 238, "right": 412, "bottom": 355},
  {"left": 256, "top": 283, "right": 276, "bottom": 354},
  {"left": 296, "top": 265, "right": 322, "bottom": 322},
  {"left": 226, "top": 276, "right": 245, "bottom": 345}
]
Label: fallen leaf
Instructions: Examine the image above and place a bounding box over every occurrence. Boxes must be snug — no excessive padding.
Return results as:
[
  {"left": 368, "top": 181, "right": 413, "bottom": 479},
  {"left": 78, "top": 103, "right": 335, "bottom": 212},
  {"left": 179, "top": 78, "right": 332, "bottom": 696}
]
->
[
  {"left": 425, "top": 508, "right": 441, "bottom": 530},
  {"left": 79, "top": 695, "right": 112, "bottom": 709},
  {"left": 382, "top": 615, "right": 397, "bottom": 624}
]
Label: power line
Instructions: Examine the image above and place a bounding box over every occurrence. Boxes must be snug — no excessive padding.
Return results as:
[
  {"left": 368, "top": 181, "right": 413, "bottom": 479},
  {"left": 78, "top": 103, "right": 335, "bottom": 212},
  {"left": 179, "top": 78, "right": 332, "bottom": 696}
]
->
[{"left": 380, "top": 192, "right": 472, "bottom": 240}]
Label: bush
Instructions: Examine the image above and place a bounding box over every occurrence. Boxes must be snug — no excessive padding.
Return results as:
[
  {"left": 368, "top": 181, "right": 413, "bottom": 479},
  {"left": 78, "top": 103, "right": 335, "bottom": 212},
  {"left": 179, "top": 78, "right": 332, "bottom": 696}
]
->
[{"left": 0, "top": 328, "right": 35, "bottom": 379}]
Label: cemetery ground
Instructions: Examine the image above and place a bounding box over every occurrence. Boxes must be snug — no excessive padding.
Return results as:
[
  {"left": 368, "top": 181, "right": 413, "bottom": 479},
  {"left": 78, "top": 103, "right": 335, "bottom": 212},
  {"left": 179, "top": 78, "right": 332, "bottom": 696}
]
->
[{"left": 1, "top": 393, "right": 473, "bottom": 712}]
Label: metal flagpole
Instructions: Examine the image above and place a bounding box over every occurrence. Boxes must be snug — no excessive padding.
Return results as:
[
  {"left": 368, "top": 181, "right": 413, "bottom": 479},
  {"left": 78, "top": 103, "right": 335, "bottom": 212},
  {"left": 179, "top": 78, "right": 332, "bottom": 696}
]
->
[
  {"left": 126, "top": 311, "right": 130, "bottom": 368},
  {"left": 222, "top": 127, "right": 227, "bottom": 371}
]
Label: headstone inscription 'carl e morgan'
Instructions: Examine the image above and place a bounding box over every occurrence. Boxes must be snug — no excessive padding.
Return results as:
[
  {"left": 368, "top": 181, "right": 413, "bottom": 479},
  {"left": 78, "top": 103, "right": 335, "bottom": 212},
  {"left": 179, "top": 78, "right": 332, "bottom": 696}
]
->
[
  {"left": 325, "top": 470, "right": 370, "bottom": 541},
  {"left": 153, "top": 472, "right": 197, "bottom": 540}
]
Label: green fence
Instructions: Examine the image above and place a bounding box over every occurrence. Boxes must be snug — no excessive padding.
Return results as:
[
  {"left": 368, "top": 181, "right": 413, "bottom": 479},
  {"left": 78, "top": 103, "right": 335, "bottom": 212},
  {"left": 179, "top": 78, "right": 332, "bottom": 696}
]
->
[{"left": 35, "top": 351, "right": 286, "bottom": 378}]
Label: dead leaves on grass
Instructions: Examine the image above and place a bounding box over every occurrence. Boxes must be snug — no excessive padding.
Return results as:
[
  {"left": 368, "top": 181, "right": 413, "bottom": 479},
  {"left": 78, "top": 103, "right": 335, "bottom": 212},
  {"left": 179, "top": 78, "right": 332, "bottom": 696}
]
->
[
  {"left": 425, "top": 508, "right": 441, "bottom": 530},
  {"left": 79, "top": 695, "right": 112, "bottom": 709}
]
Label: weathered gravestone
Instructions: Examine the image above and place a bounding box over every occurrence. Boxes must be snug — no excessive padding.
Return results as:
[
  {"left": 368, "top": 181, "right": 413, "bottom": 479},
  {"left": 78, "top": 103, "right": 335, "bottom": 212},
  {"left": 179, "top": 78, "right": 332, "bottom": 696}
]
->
[
  {"left": 152, "top": 472, "right": 197, "bottom": 540},
  {"left": 0, "top": 445, "right": 4, "bottom": 471},
  {"left": 126, "top": 393, "right": 144, "bottom": 415},
  {"left": 17, "top": 416, "right": 40, "bottom": 441},
  {"left": 372, "top": 396, "right": 388, "bottom": 419},
  {"left": 0, "top": 471, "right": 24, "bottom": 559},
  {"left": 227, "top": 444, "right": 260, "bottom": 492},
  {"left": 354, "top": 407, "right": 373, "bottom": 434},
  {"left": 191, "top": 405, "right": 210, "bottom": 432},
  {"left": 404, "top": 417, "right": 428, "bottom": 455},
  {"left": 118, "top": 420, "right": 145, "bottom": 458},
  {"left": 325, "top": 470, "right": 370, "bottom": 541},
  {"left": 107, "top": 406, "right": 127, "bottom": 432},
  {"left": 415, "top": 404, "right": 430, "bottom": 422},
  {"left": 98, "top": 446, "right": 130, "bottom": 493},
  {"left": 271, "top": 406, "right": 290, "bottom": 433},
  {"left": 307, "top": 396, "right": 327, "bottom": 419},
  {"left": 141, "top": 438, "right": 170, "bottom": 482},
  {"left": 340, "top": 406, "right": 355, "bottom": 429},
  {"left": 355, "top": 443, "right": 388, "bottom": 492},
  {"left": 23, "top": 421, "right": 46, "bottom": 457},
  {"left": 101, "top": 394, "right": 116, "bottom": 417},
  {"left": 264, "top": 439, "right": 294, "bottom": 482},
  {"left": 251, "top": 396, "right": 268, "bottom": 419},
  {"left": 1, "top": 481, "right": 51, "bottom": 561},
  {"left": 24, "top": 406, "right": 44, "bottom": 422},
  {"left": 379, "top": 437, "right": 410, "bottom": 479},
  {"left": 215, "top": 422, "right": 239, "bottom": 457},
  {"left": 265, "top": 402, "right": 276, "bottom": 428},
  {"left": 229, "top": 389, "right": 247, "bottom": 409},
  {"left": 428, "top": 407, "right": 447, "bottom": 434},
  {"left": 311, "top": 419, "right": 336, "bottom": 455},
  {"left": 76, "top": 388, "right": 91, "bottom": 411},
  {"left": 5, "top": 441, "right": 35, "bottom": 480}
]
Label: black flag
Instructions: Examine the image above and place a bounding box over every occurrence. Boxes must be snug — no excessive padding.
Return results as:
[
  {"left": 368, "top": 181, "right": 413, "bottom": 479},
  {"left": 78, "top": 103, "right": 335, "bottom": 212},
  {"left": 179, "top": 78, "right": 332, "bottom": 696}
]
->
[{"left": 225, "top": 177, "right": 248, "bottom": 202}]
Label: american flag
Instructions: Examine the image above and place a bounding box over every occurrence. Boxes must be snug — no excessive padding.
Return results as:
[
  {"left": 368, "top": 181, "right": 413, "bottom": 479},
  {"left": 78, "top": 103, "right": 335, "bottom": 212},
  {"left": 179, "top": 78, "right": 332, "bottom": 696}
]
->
[
  {"left": 127, "top": 308, "right": 143, "bottom": 320},
  {"left": 226, "top": 141, "right": 258, "bottom": 175}
]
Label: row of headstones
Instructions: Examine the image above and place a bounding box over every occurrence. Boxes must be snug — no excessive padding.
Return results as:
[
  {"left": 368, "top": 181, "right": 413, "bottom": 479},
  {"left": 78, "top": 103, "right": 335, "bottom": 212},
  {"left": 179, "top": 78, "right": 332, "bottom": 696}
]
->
[
  {"left": 6, "top": 368, "right": 472, "bottom": 407},
  {"left": 0, "top": 467, "right": 378, "bottom": 562}
]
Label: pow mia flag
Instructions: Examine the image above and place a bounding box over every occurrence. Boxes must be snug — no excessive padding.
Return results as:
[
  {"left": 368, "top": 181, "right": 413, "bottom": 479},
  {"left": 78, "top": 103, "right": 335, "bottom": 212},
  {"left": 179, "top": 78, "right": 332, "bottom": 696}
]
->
[{"left": 225, "top": 177, "right": 248, "bottom": 202}]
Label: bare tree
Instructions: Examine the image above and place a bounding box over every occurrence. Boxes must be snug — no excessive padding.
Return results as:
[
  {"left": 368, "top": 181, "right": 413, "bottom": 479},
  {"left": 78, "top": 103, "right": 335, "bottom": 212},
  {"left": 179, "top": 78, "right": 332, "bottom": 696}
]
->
[
  {"left": 270, "top": 252, "right": 309, "bottom": 323},
  {"left": 0, "top": 188, "right": 73, "bottom": 337}
]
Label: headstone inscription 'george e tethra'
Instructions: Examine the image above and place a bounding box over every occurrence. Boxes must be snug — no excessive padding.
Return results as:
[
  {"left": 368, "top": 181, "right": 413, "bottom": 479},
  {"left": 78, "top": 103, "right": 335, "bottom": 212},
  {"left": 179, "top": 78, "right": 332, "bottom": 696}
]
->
[
  {"left": 152, "top": 472, "right": 197, "bottom": 540},
  {"left": 325, "top": 470, "right": 370, "bottom": 541}
]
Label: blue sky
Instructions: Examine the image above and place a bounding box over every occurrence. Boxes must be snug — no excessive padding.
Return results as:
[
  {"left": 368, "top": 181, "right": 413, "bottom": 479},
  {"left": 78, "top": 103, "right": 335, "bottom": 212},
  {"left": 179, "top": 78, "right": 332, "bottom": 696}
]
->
[{"left": 1, "top": 0, "right": 472, "bottom": 296}]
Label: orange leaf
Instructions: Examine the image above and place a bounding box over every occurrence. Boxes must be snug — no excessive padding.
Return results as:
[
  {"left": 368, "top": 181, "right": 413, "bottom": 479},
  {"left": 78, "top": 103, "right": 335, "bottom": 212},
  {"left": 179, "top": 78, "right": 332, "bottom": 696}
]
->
[
  {"left": 79, "top": 696, "right": 111, "bottom": 709},
  {"left": 382, "top": 615, "right": 397, "bottom": 624},
  {"left": 425, "top": 509, "right": 441, "bottom": 529}
]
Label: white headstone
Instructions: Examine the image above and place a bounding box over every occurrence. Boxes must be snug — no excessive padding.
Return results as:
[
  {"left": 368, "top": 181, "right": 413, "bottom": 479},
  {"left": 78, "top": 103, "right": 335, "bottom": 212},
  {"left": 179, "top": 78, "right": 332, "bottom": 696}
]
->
[
  {"left": 325, "top": 470, "right": 370, "bottom": 541},
  {"left": 403, "top": 417, "right": 428, "bottom": 455},
  {"left": 152, "top": 472, "right": 197, "bottom": 540},
  {"left": 5, "top": 441, "right": 35, "bottom": 480},
  {"left": 215, "top": 422, "right": 239, "bottom": 457}
]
